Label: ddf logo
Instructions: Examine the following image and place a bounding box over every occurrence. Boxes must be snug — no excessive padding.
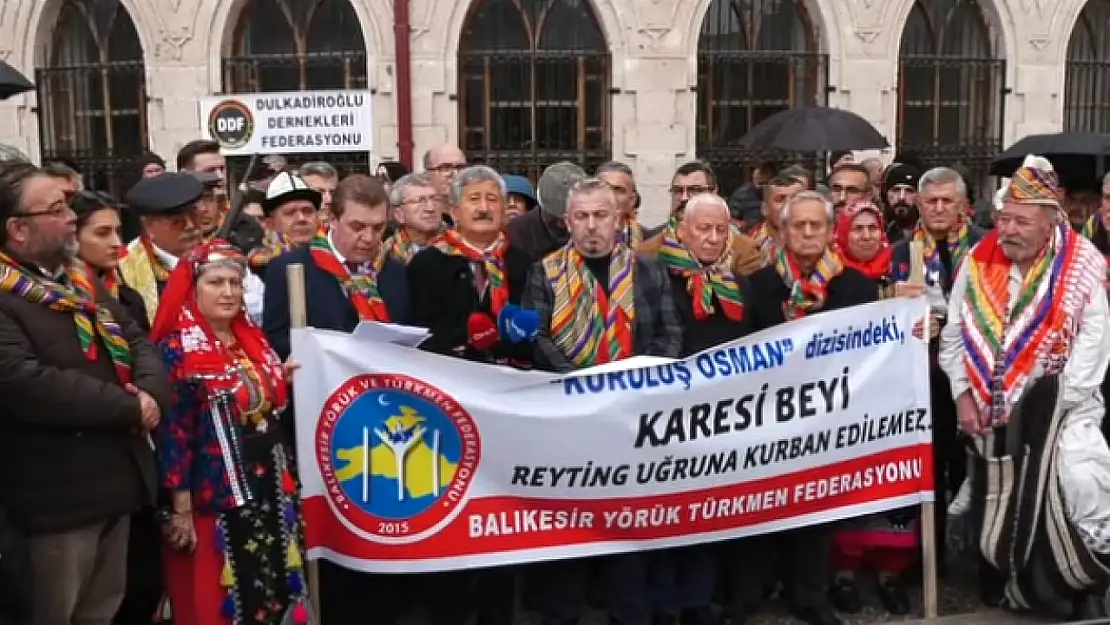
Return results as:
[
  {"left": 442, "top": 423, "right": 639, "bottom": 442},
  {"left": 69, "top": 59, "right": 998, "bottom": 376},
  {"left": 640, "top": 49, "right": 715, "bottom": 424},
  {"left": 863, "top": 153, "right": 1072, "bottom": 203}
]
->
[
  {"left": 316, "top": 374, "right": 480, "bottom": 542},
  {"left": 207, "top": 99, "right": 254, "bottom": 149}
]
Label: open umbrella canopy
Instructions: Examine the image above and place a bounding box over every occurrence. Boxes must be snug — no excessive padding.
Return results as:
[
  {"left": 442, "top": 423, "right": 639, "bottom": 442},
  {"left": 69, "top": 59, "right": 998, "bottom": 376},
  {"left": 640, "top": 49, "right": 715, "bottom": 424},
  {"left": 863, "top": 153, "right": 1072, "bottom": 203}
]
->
[
  {"left": 989, "top": 132, "right": 1110, "bottom": 179},
  {"left": 738, "top": 107, "right": 889, "bottom": 152},
  {"left": 0, "top": 59, "right": 34, "bottom": 100}
]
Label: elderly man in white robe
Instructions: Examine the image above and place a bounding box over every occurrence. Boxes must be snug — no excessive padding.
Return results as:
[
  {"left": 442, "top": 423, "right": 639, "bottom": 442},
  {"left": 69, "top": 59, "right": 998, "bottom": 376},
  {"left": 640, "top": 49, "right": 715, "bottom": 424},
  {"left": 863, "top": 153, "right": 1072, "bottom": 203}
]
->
[{"left": 939, "top": 162, "right": 1110, "bottom": 619}]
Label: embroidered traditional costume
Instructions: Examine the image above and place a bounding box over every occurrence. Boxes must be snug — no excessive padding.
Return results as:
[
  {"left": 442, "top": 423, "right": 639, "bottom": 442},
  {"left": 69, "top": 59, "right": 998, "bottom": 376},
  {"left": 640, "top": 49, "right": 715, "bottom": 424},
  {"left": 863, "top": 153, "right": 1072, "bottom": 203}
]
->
[
  {"left": 941, "top": 164, "right": 1110, "bottom": 614},
  {"left": 151, "top": 241, "right": 309, "bottom": 625}
]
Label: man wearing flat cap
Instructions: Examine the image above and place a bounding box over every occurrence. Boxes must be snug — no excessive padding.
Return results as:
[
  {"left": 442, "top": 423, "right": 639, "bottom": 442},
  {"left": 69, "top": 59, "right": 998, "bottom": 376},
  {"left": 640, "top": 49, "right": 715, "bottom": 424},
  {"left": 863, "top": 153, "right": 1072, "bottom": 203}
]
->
[
  {"left": 247, "top": 171, "right": 320, "bottom": 272},
  {"left": 939, "top": 162, "right": 1110, "bottom": 618},
  {"left": 121, "top": 172, "right": 264, "bottom": 325}
]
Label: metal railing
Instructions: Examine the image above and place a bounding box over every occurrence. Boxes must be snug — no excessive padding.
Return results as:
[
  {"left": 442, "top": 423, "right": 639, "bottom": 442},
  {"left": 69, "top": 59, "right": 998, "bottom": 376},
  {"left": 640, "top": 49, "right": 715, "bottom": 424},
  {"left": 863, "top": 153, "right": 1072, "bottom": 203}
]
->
[{"left": 458, "top": 0, "right": 611, "bottom": 181}]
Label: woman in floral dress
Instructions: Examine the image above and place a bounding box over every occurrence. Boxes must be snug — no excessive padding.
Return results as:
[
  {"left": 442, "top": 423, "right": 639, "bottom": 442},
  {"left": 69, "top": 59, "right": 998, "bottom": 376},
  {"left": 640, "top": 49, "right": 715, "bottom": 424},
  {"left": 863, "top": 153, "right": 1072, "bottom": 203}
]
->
[{"left": 150, "top": 240, "right": 310, "bottom": 624}]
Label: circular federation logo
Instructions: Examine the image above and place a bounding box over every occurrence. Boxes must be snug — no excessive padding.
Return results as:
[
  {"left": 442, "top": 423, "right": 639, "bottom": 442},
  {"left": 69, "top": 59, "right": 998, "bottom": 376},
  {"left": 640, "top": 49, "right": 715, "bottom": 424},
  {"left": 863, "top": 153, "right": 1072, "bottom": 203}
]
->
[
  {"left": 316, "top": 374, "right": 481, "bottom": 542},
  {"left": 206, "top": 99, "right": 254, "bottom": 149}
]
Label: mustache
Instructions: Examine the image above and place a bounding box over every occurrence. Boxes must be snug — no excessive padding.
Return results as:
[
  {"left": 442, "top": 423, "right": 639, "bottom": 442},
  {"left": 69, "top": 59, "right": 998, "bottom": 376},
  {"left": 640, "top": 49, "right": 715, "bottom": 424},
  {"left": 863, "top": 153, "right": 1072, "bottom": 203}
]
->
[
  {"left": 1000, "top": 237, "right": 1024, "bottom": 247},
  {"left": 472, "top": 211, "right": 494, "bottom": 221}
]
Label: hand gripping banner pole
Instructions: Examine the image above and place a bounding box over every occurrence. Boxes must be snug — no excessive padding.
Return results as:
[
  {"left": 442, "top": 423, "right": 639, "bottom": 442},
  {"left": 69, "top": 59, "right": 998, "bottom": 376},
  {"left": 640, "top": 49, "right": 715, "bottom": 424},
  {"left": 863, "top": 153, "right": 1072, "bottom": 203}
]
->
[
  {"left": 909, "top": 240, "right": 938, "bottom": 618},
  {"left": 286, "top": 263, "right": 322, "bottom": 619}
]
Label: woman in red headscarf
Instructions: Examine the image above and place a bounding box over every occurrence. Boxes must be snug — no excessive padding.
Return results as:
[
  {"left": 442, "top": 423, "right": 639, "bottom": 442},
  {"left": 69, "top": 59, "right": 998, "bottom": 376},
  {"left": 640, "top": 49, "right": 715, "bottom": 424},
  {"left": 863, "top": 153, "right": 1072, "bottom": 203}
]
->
[
  {"left": 828, "top": 200, "right": 915, "bottom": 616},
  {"left": 150, "top": 240, "right": 310, "bottom": 625}
]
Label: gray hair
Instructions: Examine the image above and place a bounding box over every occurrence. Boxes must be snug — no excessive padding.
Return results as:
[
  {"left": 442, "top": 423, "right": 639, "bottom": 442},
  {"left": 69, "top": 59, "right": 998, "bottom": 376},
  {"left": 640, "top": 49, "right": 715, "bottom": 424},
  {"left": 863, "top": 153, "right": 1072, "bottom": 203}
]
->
[
  {"left": 779, "top": 190, "right": 834, "bottom": 228},
  {"left": 565, "top": 177, "right": 618, "bottom": 213},
  {"left": 1101, "top": 171, "right": 1110, "bottom": 189},
  {"left": 684, "top": 193, "right": 730, "bottom": 220},
  {"left": 595, "top": 160, "right": 634, "bottom": 178},
  {"left": 449, "top": 165, "right": 506, "bottom": 206},
  {"left": 388, "top": 172, "right": 436, "bottom": 206},
  {"left": 298, "top": 161, "right": 338, "bottom": 180},
  {"left": 918, "top": 167, "right": 967, "bottom": 198}
]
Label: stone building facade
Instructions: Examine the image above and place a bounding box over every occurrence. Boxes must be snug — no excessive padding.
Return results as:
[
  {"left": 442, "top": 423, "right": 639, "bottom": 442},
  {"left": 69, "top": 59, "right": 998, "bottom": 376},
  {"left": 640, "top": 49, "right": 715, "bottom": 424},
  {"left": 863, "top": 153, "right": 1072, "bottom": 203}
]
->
[{"left": 0, "top": 0, "right": 1106, "bottom": 224}]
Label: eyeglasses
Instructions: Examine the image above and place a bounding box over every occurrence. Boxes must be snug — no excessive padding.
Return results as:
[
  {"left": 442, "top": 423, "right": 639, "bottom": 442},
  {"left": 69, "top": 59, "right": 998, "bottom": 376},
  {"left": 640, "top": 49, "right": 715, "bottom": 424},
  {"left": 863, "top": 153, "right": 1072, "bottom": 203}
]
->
[
  {"left": 428, "top": 163, "right": 466, "bottom": 175},
  {"left": 13, "top": 204, "right": 74, "bottom": 219},
  {"left": 402, "top": 194, "right": 447, "bottom": 207}
]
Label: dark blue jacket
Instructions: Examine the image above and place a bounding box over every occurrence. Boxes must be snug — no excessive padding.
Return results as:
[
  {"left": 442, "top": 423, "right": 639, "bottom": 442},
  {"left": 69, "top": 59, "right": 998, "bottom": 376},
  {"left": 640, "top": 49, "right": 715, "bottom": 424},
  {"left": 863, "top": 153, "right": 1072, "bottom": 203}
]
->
[{"left": 262, "top": 246, "right": 412, "bottom": 361}]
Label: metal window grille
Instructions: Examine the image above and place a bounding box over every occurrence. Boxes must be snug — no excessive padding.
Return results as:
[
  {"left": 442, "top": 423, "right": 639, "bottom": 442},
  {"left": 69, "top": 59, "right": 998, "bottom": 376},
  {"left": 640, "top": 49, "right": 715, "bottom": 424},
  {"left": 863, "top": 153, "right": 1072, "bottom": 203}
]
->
[
  {"left": 35, "top": 0, "right": 148, "bottom": 199},
  {"left": 221, "top": 0, "right": 370, "bottom": 179},
  {"left": 896, "top": 0, "right": 1005, "bottom": 199},
  {"left": 1064, "top": 1, "right": 1110, "bottom": 133},
  {"left": 695, "top": 0, "right": 828, "bottom": 196},
  {"left": 458, "top": 0, "right": 612, "bottom": 181}
]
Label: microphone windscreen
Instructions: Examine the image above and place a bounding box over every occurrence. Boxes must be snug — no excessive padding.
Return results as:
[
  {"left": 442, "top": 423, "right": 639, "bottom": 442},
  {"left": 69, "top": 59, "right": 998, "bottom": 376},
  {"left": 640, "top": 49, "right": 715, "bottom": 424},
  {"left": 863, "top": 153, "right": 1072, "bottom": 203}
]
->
[{"left": 467, "top": 312, "right": 498, "bottom": 351}]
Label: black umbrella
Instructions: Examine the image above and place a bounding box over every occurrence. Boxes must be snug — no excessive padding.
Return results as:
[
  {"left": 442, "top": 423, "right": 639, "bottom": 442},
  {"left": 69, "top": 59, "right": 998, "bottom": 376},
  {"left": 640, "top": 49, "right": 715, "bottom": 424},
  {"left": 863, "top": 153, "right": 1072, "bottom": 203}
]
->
[
  {"left": 0, "top": 59, "right": 34, "bottom": 100},
  {"left": 989, "top": 132, "right": 1110, "bottom": 181},
  {"left": 738, "top": 106, "right": 888, "bottom": 152}
]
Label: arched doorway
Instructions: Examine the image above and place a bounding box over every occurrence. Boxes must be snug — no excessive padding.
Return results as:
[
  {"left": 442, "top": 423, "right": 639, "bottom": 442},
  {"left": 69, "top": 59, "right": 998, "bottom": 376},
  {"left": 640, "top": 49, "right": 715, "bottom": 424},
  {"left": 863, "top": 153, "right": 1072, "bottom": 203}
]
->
[
  {"left": 35, "top": 0, "right": 148, "bottom": 197},
  {"left": 457, "top": 0, "right": 612, "bottom": 180},
  {"left": 222, "top": 0, "right": 369, "bottom": 177},
  {"left": 1064, "top": 1, "right": 1110, "bottom": 132},
  {"left": 896, "top": 0, "right": 1004, "bottom": 198},
  {"left": 695, "top": 0, "right": 827, "bottom": 195}
]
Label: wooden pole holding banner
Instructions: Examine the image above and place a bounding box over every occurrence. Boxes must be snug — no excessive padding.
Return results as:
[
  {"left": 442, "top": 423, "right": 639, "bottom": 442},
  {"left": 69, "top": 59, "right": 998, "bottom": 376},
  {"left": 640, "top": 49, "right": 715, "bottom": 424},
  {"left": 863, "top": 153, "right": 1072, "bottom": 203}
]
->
[
  {"left": 908, "top": 241, "right": 939, "bottom": 618},
  {"left": 286, "top": 263, "right": 321, "bottom": 620}
]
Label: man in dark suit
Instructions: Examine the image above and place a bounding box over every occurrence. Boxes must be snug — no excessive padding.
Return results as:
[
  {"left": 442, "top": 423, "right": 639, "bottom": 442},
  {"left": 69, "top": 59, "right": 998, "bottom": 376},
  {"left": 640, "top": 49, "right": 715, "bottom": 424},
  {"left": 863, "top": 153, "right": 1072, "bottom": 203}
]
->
[
  {"left": 523, "top": 177, "right": 683, "bottom": 625},
  {"left": 409, "top": 165, "right": 534, "bottom": 367},
  {"left": 738, "top": 191, "right": 877, "bottom": 625},
  {"left": 406, "top": 165, "right": 533, "bottom": 625},
  {"left": 261, "top": 174, "right": 410, "bottom": 625}
]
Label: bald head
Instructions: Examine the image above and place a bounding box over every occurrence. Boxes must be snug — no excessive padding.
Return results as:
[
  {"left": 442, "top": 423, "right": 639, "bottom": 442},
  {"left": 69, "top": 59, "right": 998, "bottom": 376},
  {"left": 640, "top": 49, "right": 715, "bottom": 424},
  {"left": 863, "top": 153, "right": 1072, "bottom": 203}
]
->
[
  {"left": 682, "top": 193, "right": 730, "bottom": 221},
  {"left": 423, "top": 144, "right": 467, "bottom": 194}
]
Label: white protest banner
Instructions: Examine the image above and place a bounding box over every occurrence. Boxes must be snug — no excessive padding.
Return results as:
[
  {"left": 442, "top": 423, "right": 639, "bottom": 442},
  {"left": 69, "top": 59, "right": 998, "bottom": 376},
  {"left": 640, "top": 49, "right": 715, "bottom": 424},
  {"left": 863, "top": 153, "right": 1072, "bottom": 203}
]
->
[
  {"left": 292, "top": 298, "right": 933, "bottom": 573},
  {"left": 197, "top": 90, "right": 372, "bottom": 156}
]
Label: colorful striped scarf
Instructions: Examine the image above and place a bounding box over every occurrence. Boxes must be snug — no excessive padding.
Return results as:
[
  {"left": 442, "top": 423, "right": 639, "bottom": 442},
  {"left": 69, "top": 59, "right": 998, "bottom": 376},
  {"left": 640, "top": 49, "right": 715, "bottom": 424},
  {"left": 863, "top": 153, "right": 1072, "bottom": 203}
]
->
[
  {"left": 386, "top": 226, "right": 442, "bottom": 264},
  {"left": 773, "top": 246, "right": 844, "bottom": 320},
  {"left": 542, "top": 244, "right": 636, "bottom": 367},
  {"left": 138, "top": 235, "right": 172, "bottom": 283},
  {"left": 431, "top": 229, "right": 510, "bottom": 315},
  {"left": 750, "top": 221, "right": 779, "bottom": 264},
  {"left": 0, "top": 251, "right": 131, "bottom": 383},
  {"left": 308, "top": 228, "right": 389, "bottom": 322},
  {"left": 960, "top": 225, "right": 1103, "bottom": 427},
  {"left": 656, "top": 221, "right": 743, "bottom": 321},
  {"left": 619, "top": 220, "right": 644, "bottom": 249},
  {"left": 96, "top": 265, "right": 123, "bottom": 300},
  {"left": 1082, "top": 215, "right": 1098, "bottom": 240},
  {"left": 912, "top": 220, "right": 971, "bottom": 277},
  {"left": 247, "top": 231, "right": 296, "bottom": 270}
]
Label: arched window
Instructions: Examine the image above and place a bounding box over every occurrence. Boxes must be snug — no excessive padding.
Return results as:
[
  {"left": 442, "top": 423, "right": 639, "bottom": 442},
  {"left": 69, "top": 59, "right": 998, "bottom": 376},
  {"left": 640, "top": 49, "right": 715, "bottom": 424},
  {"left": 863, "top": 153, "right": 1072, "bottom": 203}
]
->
[
  {"left": 458, "top": 0, "right": 611, "bottom": 180},
  {"left": 223, "top": 0, "right": 369, "bottom": 176},
  {"left": 35, "top": 0, "right": 147, "bottom": 197},
  {"left": 696, "top": 0, "right": 826, "bottom": 195},
  {"left": 896, "top": 0, "right": 1004, "bottom": 198},
  {"left": 1064, "top": 1, "right": 1110, "bottom": 132}
]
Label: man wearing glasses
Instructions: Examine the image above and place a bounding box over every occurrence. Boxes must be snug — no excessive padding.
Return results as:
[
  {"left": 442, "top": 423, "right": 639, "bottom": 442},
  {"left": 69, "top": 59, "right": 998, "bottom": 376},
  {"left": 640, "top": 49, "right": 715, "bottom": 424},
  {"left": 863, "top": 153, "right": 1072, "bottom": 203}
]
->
[
  {"left": 422, "top": 144, "right": 467, "bottom": 225},
  {"left": 384, "top": 172, "right": 445, "bottom": 263}
]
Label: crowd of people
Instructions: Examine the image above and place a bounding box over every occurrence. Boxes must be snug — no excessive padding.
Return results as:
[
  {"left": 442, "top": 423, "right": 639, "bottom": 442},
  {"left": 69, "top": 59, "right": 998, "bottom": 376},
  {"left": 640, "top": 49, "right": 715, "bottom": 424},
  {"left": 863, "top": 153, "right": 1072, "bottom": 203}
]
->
[{"left": 2, "top": 137, "right": 1110, "bottom": 625}]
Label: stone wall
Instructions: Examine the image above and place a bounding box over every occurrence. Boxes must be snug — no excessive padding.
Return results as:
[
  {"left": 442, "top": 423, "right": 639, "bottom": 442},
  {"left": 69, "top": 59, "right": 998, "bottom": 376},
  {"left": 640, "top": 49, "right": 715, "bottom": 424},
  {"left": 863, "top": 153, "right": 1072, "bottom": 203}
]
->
[{"left": 0, "top": 0, "right": 1095, "bottom": 225}]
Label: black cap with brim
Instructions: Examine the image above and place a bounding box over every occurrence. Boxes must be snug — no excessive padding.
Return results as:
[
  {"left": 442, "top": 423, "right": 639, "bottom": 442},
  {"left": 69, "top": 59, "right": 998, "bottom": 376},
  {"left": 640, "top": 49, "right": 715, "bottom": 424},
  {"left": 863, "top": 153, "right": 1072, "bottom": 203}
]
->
[
  {"left": 125, "top": 172, "right": 204, "bottom": 216},
  {"left": 191, "top": 170, "right": 221, "bottom": 189}
]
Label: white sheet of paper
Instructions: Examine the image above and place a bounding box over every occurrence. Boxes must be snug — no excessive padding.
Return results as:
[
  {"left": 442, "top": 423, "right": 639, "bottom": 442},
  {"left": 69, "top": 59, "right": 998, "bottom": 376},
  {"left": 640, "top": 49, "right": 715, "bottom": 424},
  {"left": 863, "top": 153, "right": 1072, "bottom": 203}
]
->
[{"left": 351, "top": 321, "right": 430, "bottom": 348}]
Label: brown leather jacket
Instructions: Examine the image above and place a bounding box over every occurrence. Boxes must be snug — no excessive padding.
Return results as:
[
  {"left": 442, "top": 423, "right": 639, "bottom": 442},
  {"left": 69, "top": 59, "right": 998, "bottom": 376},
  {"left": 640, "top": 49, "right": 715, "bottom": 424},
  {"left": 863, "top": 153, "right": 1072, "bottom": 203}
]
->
[{"left": 638, "top": 231, "right": 764, "bottom": 277}]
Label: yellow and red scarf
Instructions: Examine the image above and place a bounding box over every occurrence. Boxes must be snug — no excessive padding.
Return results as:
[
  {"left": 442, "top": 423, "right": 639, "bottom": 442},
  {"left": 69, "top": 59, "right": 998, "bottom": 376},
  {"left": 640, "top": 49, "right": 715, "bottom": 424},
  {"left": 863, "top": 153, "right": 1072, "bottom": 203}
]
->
[
  {"left": 960, "top": 224, "right": 1103, "bottom": 427},
  {"left": 750, "top": 221, "right": 779, "bottom": 264},
  {"left": 0, "top": 252, "right": 131, "bottom": 383},
  {"left": 248, "top": 231, "right": 297, "bottom": 270},
  {"left": 431, "top": 229, "right": 510, "bottom": 315},
  {"left": 618, "top": 220, "right": 644, "bottom": 249},
  {"left": 656, "top": 221, "right": 743, "bottom": 321},
  {"left": 385, "top": 226, "right": 442, "bottom": 264},
  {"left": 308, "top": 228, "right": 389, "bottom": 322},
  {"left": 911, "top": 220, "right": 972, "bottom": 277},
  {"left": 772, "top": 246, "right": 844, "bottom": 320},
  {"left": 542, "top": 244, "right": 635, "bottom": 367}
]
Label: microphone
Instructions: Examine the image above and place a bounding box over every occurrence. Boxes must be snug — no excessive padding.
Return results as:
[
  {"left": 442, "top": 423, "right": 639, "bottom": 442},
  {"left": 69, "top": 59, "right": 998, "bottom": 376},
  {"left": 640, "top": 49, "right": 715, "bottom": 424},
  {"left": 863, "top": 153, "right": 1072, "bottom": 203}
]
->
[
  {"left": 467, "top": 312, "right": 498, "bottom": 352},
  {"left": 497, "top": 304, "right": 540, "bottom": 343}
]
